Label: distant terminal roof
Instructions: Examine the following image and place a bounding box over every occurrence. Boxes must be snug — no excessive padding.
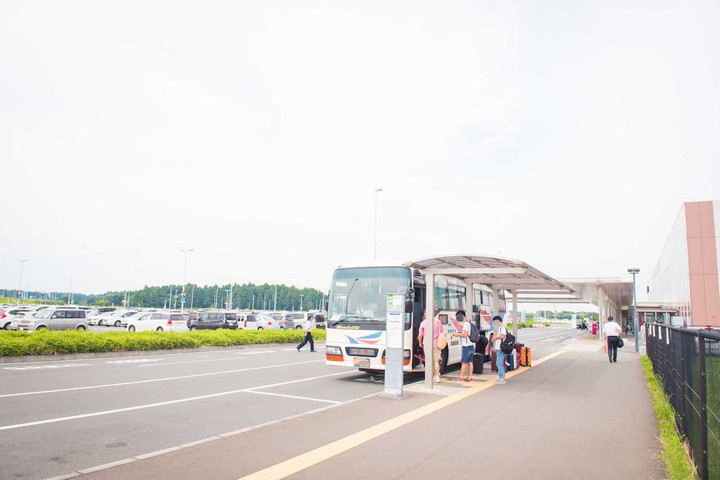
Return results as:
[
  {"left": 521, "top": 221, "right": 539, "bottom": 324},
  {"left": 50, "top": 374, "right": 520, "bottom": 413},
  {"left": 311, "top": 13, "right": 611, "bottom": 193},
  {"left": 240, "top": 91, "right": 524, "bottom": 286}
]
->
[{"left": 403, "top": 255, "right": 574, "bottom": 293}]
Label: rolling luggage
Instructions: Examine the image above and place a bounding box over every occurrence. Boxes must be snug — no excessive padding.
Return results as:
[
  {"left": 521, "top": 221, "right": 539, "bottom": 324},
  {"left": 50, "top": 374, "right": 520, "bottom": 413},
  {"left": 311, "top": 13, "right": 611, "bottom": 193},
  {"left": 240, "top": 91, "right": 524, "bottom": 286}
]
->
[
  {"left": 519, "top": 347, "right": 532, "bottom": 367},
  {"left": 472, "top": 352, "right": 484, "bottom": 374},
  {"left": 490, "top": 349, "right": 498, "bottom": 372}
]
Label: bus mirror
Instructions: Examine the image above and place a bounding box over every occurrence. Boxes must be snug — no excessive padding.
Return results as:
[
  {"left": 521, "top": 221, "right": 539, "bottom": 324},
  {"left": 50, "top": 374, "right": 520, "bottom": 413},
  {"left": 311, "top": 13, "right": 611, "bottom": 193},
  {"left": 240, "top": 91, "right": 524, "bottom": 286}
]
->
[{"left": 405, "top": 298, "right": 413, "bottom": 313}]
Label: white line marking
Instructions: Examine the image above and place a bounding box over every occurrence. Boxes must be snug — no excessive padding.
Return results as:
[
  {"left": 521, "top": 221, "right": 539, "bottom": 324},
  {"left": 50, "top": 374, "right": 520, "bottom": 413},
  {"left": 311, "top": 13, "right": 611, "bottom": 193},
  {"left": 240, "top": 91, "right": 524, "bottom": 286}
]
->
[
  {"left": 134, "top": 446, "right": 182, "bottom": 460},
  {"left": 244, "top": 390, "right": 340, "bottom": 404},
  {"left": 137, "top": 356, "right": 248, "bottom": 367},
  {"left": 77, "top": 458, "right": 136, "bottom": 474},
  {"left": 0, "top": 360, "right": 324, "bottom": 399},
  {"left": 0, "top": 371, "right": 353, "bottom": 431},
  {"left": 240, "top": 350, "right": 276, "bottom": 355},
  {"left": 3, "top": 364, "right": 92, "bottom": 371},
  {"left": 105, "top": 359, "right": 162, "bottom": 364}
]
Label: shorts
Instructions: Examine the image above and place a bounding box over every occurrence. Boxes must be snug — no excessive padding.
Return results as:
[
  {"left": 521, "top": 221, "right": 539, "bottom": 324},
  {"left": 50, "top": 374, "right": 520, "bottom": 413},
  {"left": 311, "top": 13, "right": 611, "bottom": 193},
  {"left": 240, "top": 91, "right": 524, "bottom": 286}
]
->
[{"left": 461, "top": 345, "right": 475, "bottom": 363}]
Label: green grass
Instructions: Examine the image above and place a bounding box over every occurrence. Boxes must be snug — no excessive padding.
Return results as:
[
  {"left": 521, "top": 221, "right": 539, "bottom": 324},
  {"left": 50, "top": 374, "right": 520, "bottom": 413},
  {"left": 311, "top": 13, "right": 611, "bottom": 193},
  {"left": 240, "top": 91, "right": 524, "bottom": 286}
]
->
[
  {"left": 0, "top": 329, "right": 327, "bottom": 356},
  {"left": 641, "top": 355, "right": 697, "bottom": 480}
]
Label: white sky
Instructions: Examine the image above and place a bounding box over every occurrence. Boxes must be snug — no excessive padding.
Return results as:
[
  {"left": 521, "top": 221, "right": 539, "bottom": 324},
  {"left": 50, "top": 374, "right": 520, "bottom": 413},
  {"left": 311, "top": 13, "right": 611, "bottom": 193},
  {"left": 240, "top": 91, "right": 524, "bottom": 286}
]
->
[{"left": 1, "top": 1, "right": 719, "bottom": 302}]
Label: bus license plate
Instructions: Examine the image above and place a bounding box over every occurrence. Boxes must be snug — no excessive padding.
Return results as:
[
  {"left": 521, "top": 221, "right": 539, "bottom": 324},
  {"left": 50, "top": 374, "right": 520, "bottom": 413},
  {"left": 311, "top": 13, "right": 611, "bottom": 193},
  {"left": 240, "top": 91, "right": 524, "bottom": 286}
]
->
[{"left": 353, "top": 358, "right": 370, "bottom": 368}]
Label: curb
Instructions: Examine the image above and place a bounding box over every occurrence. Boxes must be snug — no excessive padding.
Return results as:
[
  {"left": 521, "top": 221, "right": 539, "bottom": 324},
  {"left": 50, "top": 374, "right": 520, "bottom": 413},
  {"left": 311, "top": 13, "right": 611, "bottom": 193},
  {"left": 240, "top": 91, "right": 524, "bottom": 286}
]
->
[{"left": 0, "top": 342, "right": 327, "bottom": 364}]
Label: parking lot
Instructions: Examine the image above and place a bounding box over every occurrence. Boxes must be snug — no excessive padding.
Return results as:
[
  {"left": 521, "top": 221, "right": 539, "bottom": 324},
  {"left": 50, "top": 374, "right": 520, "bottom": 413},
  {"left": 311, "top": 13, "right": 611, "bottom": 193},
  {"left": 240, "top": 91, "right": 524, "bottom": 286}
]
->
[{"left": 0, "top": 325, "right": 579, "bottom": 480}]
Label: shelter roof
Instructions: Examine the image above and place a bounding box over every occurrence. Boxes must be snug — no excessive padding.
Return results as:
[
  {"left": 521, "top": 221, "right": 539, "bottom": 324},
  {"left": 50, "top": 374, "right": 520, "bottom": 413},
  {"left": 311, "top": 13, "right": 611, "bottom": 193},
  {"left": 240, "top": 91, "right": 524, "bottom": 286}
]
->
[{"left": 403, "top": 255, "right": 573, "bottom": 293}]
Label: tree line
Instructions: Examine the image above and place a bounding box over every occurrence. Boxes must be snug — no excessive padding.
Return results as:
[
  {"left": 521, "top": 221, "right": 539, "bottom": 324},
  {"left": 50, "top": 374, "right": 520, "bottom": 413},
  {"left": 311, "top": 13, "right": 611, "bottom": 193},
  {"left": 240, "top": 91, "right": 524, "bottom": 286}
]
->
[{"left": 85, "top": 283, "right": 326, "bottom": 311}]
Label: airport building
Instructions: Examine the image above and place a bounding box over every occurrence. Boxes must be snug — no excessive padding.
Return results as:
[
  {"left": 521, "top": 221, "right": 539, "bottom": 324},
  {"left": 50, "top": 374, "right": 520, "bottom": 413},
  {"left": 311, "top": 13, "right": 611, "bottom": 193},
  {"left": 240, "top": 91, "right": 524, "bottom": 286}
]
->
[{"left": 647, "top": 200, "right": 720, "bottom": 327}]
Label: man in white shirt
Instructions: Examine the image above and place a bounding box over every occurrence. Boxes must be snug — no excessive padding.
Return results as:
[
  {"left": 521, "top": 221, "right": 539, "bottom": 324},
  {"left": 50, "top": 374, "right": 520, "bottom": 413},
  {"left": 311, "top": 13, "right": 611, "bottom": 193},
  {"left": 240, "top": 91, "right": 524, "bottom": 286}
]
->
[
  {"left": 452, "top": 311, "right": 474, "bottom": 383},
  {"left": 603, "top": 316, "right": 622, "bottom": 363},
  {"left": 296, "top": 315, "right": 316, "bottom": 352}
]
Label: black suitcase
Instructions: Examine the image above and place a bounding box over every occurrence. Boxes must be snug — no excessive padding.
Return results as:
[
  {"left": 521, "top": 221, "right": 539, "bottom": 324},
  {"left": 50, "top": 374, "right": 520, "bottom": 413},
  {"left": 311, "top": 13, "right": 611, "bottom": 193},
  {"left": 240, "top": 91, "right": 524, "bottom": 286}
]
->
[{"left": 472, "top": 352, "right": 484, "bottom": 374}]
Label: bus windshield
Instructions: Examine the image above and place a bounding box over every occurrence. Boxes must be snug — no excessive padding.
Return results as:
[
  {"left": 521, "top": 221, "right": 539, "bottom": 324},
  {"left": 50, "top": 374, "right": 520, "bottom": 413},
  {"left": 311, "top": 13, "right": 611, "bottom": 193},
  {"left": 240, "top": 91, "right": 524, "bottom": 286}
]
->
[{"left": 328, "top": 267, "right": 411, "bottom": 329}]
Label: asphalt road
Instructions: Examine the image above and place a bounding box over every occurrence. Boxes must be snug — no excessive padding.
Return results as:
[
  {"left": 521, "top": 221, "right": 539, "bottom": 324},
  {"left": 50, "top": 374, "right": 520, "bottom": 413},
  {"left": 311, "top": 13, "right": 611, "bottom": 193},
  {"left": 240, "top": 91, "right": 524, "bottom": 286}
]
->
[{"left": 0, "top": 324, "right": 579, "bottom": 480}]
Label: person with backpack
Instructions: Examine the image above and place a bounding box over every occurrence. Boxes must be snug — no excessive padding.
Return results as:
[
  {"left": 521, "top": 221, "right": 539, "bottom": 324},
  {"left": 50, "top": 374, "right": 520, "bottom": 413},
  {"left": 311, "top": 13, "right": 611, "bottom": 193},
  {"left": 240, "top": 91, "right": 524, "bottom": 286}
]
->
[
  {"left": 490, "top": 316, "right": 508, "bottom": 384},
  {"left": 452, "top": 310, "right": 478, "bottom": 382}
]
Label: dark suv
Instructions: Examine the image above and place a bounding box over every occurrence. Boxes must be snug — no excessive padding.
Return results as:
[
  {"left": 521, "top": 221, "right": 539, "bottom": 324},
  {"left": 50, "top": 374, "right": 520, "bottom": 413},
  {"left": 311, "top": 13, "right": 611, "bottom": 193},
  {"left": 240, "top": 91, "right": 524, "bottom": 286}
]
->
[{"left": 187, "top": 311, "right": 238, "bottom": 330}]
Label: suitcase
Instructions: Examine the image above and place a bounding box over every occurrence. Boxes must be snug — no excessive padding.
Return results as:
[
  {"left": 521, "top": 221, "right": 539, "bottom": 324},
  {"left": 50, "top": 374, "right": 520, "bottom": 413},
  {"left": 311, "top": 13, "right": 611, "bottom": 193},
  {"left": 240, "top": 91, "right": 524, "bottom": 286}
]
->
[
  {"left": 519, "top": 347, "right": 532, "bottom": 367},
  {"left": 472, "top": 352, "right": 484, "bottom": 374},
  {"left": 507, "top": 351, "right": 515, "bottom": 371},
  {"left": 490, "top": 349, "right": 498, "bottom": 372}
]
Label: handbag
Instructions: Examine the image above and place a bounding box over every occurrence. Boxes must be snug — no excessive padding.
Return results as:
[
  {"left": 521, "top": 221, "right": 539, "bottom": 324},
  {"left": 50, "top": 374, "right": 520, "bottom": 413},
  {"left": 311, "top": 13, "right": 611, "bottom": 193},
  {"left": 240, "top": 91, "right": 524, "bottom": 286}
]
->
[
  {"left": 617, "top": 337, "right": 624, "bottom": 348},
  {"left": 436, "top": 332, "right": 448, "bottom": 349}
]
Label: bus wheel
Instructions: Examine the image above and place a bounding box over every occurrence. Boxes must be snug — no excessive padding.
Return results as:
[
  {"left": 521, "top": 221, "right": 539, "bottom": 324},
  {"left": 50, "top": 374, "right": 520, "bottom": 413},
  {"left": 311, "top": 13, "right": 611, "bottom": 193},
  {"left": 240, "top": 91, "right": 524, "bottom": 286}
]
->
[{"left": 439, "top": 347, "right": 449, "bottom": 374}]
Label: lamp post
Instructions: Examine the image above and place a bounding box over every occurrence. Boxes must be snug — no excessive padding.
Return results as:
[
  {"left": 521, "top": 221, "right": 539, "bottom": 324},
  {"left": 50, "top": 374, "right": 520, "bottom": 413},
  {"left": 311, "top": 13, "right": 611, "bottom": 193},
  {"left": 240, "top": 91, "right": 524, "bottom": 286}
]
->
[
  {"left": 180, "top": 249, "right": 194, "bottom": 312},
  {"left": 628, "top": 268, "right": 640, "bottom": 352},
  {"left": 374, "top": 188, "right": 383, "bottom": 260},
  {"left": 18, "top": 259, "right": 27, "bottom": 304},
  {"left": 299, "top": 294, "right": 304, "bottom": 311}
]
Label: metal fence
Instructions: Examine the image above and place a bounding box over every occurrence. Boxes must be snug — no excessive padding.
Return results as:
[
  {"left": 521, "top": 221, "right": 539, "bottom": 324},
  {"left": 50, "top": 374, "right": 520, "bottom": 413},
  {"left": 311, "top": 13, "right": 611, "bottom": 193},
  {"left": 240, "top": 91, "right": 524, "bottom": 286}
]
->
[{"left": 646, "top": 324, "right": 720, "bottom": 480}]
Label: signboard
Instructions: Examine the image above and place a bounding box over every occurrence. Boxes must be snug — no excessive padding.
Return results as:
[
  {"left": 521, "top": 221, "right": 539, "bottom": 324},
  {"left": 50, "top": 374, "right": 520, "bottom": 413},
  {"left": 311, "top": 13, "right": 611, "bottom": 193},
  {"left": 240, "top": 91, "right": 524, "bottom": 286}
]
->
[{"left": 382, "top": 293, "right": 407, "bottom": 400}]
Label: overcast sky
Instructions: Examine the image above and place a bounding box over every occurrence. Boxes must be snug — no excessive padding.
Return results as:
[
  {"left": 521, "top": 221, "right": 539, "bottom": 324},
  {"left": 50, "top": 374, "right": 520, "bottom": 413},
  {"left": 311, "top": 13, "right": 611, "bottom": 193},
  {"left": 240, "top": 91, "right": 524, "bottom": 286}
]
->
[{"left": 1, "top": 1, "right": 718, "bottom": 302}]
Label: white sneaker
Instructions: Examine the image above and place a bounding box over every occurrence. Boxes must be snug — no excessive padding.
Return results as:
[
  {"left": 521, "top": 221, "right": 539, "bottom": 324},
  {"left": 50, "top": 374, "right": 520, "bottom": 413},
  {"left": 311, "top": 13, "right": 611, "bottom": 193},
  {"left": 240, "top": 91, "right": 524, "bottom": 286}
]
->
[
  {"left": 434, "top": 375, "right": 440, "bottom": 383},
  {"left": 495, "top": 379, "right": 507, "bottom": 384}
]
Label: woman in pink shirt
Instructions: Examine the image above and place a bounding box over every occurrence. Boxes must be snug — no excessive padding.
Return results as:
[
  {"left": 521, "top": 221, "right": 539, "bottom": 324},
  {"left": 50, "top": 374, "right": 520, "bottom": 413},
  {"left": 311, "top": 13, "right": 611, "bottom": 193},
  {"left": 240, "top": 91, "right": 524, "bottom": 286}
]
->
[{"left": 417, "top": 311, "right": 443, "bottom": 383}]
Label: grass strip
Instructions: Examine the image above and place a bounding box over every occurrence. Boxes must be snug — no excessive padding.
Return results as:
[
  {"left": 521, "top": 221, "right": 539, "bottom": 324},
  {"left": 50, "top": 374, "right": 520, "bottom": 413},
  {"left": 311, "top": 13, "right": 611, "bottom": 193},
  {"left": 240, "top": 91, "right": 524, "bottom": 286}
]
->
[
  {"left": 0, "top": 329, "right": 326, "bottom": 357},
  {"left": 641, "top": 355, "right": 696, "bottom": 480}
]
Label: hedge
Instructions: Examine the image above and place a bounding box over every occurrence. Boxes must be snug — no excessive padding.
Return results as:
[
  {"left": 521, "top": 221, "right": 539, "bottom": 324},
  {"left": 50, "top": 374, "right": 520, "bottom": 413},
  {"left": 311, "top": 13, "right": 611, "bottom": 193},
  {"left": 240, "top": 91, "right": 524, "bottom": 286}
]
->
[{"left": 0, "top": 329, "right": 327, "bottom": 357}]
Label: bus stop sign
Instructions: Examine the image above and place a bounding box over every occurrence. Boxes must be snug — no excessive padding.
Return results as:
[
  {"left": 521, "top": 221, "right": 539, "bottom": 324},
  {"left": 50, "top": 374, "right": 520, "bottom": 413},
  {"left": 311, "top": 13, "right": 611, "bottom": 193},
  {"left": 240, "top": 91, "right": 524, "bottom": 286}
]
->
[{"left": 381, "top": 293, "right": 407, "bottom": 399}]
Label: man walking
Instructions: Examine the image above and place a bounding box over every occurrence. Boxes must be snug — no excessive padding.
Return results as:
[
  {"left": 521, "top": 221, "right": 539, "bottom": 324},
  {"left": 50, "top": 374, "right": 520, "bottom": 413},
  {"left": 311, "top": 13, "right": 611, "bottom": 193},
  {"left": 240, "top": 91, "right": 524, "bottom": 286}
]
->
[
  {"left": 297, "top": 314, "right": 316, "bottom": 352},
  {"left": 604, "top": 315, "right": 621, "bottom": 363},
  {"left": 453, "top": 311, "right": 474, "bottom": 382}
]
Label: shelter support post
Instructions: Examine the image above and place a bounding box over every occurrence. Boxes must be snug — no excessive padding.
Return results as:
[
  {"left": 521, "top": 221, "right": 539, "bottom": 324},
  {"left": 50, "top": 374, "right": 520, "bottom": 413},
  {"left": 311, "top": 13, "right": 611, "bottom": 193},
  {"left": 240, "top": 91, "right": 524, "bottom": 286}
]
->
[
  {"left": 465, "top": 281, "right": 474, "bottom": 324},
  {"left": 511, "top": 291, "right": 518, "bottom": 339},
  {"left": 598, "top": 289, "right": 604, "bottom": 340},
  {"left": 424, "top": 273, "right": 435, "bottom": 390}
]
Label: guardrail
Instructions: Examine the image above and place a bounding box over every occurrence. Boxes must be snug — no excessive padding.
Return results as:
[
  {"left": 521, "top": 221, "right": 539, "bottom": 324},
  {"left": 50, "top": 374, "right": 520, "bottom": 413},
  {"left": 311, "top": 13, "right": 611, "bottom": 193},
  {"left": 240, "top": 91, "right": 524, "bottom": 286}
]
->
[{"left": 646, "top": 324, "right": 720, "bottom": 480}]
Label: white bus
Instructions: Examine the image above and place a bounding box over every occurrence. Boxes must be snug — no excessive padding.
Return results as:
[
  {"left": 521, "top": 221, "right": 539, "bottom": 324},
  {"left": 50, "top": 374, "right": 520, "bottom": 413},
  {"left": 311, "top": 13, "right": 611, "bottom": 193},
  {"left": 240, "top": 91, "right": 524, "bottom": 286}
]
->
[{"left": 325, "top": 264, "right": 503, "bottom": 373}]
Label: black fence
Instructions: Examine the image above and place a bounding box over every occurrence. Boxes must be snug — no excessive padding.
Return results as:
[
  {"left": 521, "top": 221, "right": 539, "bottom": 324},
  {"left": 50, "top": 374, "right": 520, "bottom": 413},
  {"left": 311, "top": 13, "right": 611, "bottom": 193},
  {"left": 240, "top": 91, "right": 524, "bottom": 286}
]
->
[{"left": 646, "top": 324, "right": 720, "bottom": 480}]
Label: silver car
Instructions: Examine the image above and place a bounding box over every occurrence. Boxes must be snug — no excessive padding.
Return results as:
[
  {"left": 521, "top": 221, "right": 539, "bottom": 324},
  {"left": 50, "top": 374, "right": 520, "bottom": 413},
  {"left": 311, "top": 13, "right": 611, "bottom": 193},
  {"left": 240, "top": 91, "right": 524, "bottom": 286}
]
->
[
  {"left": 18, "top": 308, "right": 89, "bottom": 331},
  {"left": 1, "top": 307, "right": 35, "bottom": 330}
]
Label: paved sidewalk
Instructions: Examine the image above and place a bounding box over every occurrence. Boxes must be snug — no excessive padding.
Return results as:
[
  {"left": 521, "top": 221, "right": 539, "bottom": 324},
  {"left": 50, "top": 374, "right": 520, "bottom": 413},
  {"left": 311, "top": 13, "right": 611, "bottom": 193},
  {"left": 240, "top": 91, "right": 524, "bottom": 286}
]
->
[{"left": 79, "top": 341, "right": 663, "bottom": 480}]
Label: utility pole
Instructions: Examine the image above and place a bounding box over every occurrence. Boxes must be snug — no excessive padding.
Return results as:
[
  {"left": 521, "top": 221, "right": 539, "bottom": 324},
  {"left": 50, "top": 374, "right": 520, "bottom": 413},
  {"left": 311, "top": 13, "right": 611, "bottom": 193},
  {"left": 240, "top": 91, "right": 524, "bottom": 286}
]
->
[
  {"left": 374, "top": 188, "right": 383, "bottom": 260},
  {"left": 180, "top": 249, "right": 194, "bottom": 312},
  {"left": 299, "top": 294, "right": 304, "bottom": 311},
  {"left": 273, "top": 285, "right": 278, "bottom": 311},
  {"left": 628, "top": 268, "right": 640, "bottom": 352},
  {"left": 190, "top": 284, "right": 195, "bottom": 310},
  {"left": 18, "top": 259, "right": 27, "bottom": 304},
  {"left": 214, "top": 285, "right": 219, "bottom": 309},
  {"left": 252, "top": 294, "right": 255, "bottom": 310},
  {"left": 227, "top": 286, "right": 233, "bottom": 310}
]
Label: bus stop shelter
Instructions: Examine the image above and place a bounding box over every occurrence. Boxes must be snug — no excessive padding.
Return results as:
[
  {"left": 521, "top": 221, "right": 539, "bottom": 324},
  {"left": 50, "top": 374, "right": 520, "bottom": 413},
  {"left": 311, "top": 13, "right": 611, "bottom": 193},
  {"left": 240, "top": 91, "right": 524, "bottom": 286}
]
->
[{"left": 403, "top": 255, "right": 574, "bottom": 389}]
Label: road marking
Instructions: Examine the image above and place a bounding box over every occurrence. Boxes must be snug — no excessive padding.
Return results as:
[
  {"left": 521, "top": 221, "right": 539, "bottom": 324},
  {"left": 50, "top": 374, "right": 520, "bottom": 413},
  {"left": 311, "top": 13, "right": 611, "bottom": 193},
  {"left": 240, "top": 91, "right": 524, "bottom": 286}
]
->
[
  {"left": 0, "top": 360, "right": 324, "bottom": 399},
  {"left": 105, "top": 359, "right": 162, "bottom": 364},
  {"left": 238, "top": 350, "right": 567, "bottom": 480},
  {"left": 138, "top": 356, "right": 248, "bottom": 367},
  {"left": 245, "top": 390, "right": 341, "bottom": 404},
  {"left": 0, "top": 371, "right": 353, "bottom": 432},
  {"left": 3, "top": 364, "right": 92, "bottom": 371}
]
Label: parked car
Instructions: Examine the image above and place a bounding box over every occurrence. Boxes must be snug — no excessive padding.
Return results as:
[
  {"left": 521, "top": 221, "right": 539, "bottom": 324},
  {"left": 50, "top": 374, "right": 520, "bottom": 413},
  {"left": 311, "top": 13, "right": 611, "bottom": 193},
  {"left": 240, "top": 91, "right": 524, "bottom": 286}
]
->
[
  {"left": 257, "top": 314, "right": 280, "bottom": 329},
  {"left": 238, "top": 312, "right": 278, "bottom": 330},
  {"left": 98, "top": 309, "right": 140, "bottom": 327},
  {"left": 18, "top": 307, "right": 89, "bottom": 331},
  {"left": 285, "top": 312, "right": 307, "bottom": 329},
  {"left": 1, "top": 307, "right": 35, "bottom": 330},
  {"left": 187, "top": 311, "right": 238, "bottom": 330},
  {"left": 126, "top": 312, "right": 188, "bottom": 332}
]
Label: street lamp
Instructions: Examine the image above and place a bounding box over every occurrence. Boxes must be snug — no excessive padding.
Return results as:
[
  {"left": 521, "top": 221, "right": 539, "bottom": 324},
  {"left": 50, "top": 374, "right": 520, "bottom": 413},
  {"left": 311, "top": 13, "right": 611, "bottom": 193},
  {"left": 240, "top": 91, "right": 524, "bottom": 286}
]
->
[
  {"left": 374, "top": 188, "right": 383, "bottom": 260},
  {"left": 628, "top": 268, "right": 640, "bottom": 352},
  {"left": 180, "top": 249, "right": 194, "bottom": 312},
  {"left": 18, "top": 259, "right": 27, "bottom": 304},
  {"left": 299, "top": 294, "right": 304, "bottom": 311}
]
